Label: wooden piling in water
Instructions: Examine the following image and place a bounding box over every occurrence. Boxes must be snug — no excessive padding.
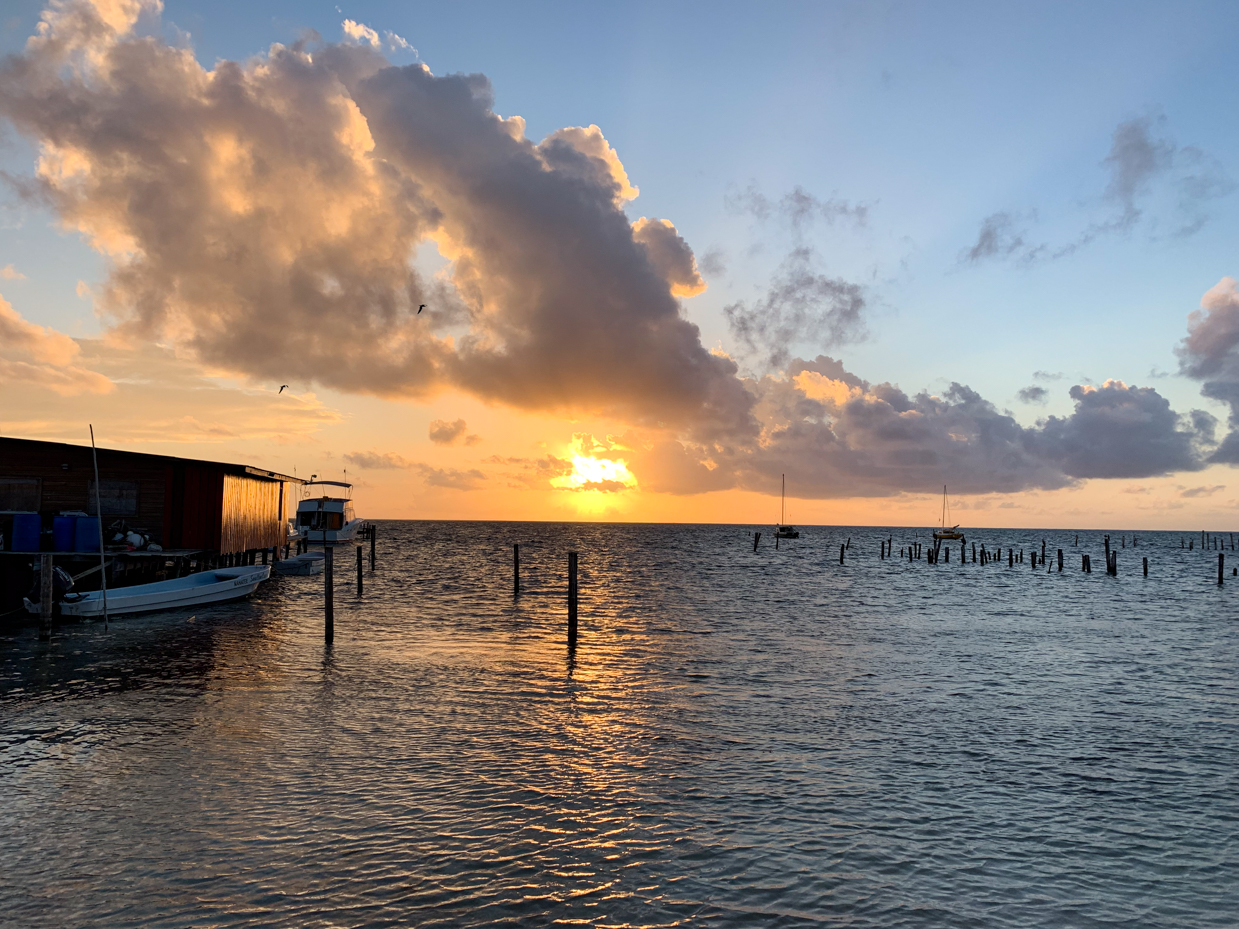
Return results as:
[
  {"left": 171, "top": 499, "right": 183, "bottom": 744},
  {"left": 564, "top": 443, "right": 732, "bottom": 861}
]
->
[
  {"left": 1057, "top": 549, "right": 1063, "bottom": 572},
  {"left": 1219, "top": 553, "right": 1225, "bottom": 585},
  {"left": 1143, "top": 556, "right": 1148, "bottom": 577},
  {"left": 1009, "top": 548, "right": 1013, "bottom": 568},
  {"left": 568, "top": 552, "right": 579, "bottom": 643},
  {"left": 972, "top": 543, "right": 977, "bottom": 564},
  {"left": 370, "top": 526, "right": 376, "bottom": 571},
  {"left": 39, "top": 553, "right": 53, "bottom": 641},
  {"left": 356, "top": 545, "right": 363, "bottom": 595},
  {"left": 753, "top": 532, "right": 761, "bottom": 552},
  {"left": 324, "top": 547, "right": 334, "bottom": 643},
  {"left": 840, "top": 544, "right": 845, "bottom": 565},
  {"left": 513, "top": 543, "right": 520, "bottom": 596}
]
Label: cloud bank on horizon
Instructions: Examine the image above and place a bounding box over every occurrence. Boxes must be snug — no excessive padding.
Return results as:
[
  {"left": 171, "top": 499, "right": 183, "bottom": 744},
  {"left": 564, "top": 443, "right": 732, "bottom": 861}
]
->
[{"left": 0, "top": 0, "right": 1233, "bottom": 500}]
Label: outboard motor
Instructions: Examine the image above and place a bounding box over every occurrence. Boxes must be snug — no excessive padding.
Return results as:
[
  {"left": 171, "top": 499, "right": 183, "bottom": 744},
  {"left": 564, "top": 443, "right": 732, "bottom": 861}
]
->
[{"left": 25, "top": 563, "right": 75, "bottom": 604}]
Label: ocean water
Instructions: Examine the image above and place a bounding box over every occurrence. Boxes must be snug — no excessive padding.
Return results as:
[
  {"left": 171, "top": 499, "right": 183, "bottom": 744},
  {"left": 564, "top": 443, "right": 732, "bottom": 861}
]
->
[{"left": 1, "top": 521, "right": 1237, "bottom": 928}]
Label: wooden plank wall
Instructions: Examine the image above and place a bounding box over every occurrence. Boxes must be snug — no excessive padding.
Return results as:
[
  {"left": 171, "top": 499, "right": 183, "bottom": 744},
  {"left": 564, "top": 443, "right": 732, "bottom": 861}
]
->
[
  {"left": 0, "top": 438, "right": 167, "bottom": 543},
  {"left": 220, "top": 474, "right": 283, "bottom": 553}
]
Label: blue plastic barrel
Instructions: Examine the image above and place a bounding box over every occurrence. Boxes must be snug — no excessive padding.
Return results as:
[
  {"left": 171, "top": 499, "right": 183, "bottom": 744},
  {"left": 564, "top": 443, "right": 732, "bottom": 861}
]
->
[
  {"left": 11, "top": 513, "right": 41, "bottom": 552},
  {"left": 75, "top": 517, "right": 101, "bottom": 553},
  {"left": 53, "top": 516, "right": 76, "bottom": 552}
]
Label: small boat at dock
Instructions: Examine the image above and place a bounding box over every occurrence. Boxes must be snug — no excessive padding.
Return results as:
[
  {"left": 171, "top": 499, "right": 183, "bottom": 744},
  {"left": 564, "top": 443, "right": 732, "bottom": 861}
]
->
[
  {"left": 295, "top": 481, "right": 366, "bottom": 545},
  {"left": 274, "top": 551, "right": 325, "bottom": 576},
  {"left": 25, "top": 564, "right": 270, "bottom": 618}
]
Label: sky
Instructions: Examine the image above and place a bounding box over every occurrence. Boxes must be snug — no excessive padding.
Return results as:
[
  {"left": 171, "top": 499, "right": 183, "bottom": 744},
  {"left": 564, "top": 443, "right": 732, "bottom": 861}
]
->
[{"left": 3, "top": 0, "right": 1239, "bottom": 528}]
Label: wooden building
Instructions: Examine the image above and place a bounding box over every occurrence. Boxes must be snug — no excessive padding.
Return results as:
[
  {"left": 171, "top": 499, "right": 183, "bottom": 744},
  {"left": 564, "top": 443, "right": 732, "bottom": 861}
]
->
[{"left": 0, "top": 437, "right": 301, "bottom": 555}]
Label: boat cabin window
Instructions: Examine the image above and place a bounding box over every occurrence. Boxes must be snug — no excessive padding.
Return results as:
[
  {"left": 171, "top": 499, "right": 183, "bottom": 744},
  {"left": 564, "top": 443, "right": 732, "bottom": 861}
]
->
[{"left": 298, "top": 511, "right": 344, "bottom": 530}]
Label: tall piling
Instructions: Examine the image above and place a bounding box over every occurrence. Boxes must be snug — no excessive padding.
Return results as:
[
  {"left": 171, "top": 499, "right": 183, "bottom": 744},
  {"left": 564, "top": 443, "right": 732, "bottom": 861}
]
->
[
  {"left": 1009, "top": 549, "right": 1013, "bottom": 568},
  {"left": 513, "top": 543, "right": 520, "bottom": 596},
  {"left": 568, "top": 552, "right": 579, "bottom": 643},
  {"left": 39, "top": 553, "right": 53, "bottom": 641},
  {"left": 753, "top": 532, "right": 761, "bottom": 552},
  {"left": 1057, "top": 549, "right": 1063, "bottom": 572},
  {"left": 324, "top": 547, "right": 334, "bottom": 643},
  {"left": 1143, "top": 556, "right": 1148, "bottom": 577},
  {"left": 840, "top": 544, "right": 845, "bottom": 565},
  {"left": 369, "top": 525, "right": 377, "bottom": 571},
  {"left": 1219, "top": 553, "right": 1225, "bottom": 585}
]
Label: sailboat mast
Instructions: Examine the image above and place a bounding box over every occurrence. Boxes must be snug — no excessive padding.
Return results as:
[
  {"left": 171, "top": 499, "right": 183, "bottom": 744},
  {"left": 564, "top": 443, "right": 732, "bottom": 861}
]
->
[
  {"left": 781, "top": 474, "right": 785, "bottom": 525},
  {"left": 941, "top": 485, "right": 946, "bottom": 529}
]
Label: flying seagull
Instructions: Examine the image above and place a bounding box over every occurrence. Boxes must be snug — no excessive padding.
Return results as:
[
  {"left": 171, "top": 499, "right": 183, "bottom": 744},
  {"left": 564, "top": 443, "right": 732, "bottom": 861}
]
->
[
  {"left": 418, "top": 304, "right": 426, "bottom": 314},
  {"left": 278, "top": 385, "right": 289, "bottom": 394}
]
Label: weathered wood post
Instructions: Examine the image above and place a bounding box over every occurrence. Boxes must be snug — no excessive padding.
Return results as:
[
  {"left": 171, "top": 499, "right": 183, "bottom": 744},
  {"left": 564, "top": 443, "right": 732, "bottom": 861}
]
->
[
  {"left": 1031, "top": 550, "right": 1037, "bottom": 571},
  {"left": 840, "top": 544, "right": 845, "bottom": 565},
  {"left": 753, "top": 532, "right": 761, "bottom": 552},
  {"left": 1009, "top": 549, "right": 1013, "bottom": 568},
  {"left": 568, "top": 552, "right": 578, "bottom": 643},
  {"left": 369, "top": 525, "right": 376, "bottom": 571},
  {"left": 1219, "top": 553, "right": 1225, "bottom": 585},
  {"left": 1041, "top": 539, "right": 1047, "bottom": 562},
  {"left": 39, "top": 553, "right": 53, "bottom": 641},
  {"left": 1143, "top": 556, "right": 1148, "bottom": 577},
  {"left": 356, "top": 545, "right": 363, "bottom": 595},
  {"left": 513, "top": 543, "right": 520, "bottom": 596},
  {"left": 324, "top": 547, "right": 334, "bottom": 643},
  {"left": 1056, "top": 549, "right": 1063, "bottom": 572},
  {"left": 945, "top": 546, "right": 950, "bottom": 562}
]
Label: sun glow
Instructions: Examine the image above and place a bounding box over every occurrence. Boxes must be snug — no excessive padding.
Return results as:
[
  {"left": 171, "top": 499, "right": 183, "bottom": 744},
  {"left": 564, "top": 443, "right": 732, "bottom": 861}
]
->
[{"left": 551, "top": 454, "right": 637, "bottom": 492}]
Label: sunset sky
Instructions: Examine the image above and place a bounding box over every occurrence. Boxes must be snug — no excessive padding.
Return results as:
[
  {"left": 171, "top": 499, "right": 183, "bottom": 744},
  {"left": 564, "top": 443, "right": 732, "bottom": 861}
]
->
[{"left": 3, "top": 0, "right": 1239, "bottom": 528}]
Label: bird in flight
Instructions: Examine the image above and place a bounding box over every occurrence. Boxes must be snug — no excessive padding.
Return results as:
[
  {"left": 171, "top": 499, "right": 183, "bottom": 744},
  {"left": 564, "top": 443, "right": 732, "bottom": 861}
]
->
[
  {"left": 418, "top": 304, "right": 426, "bottom": 314},
  {"left": 278, "top": 385, "right": 289, "bottom": 394}
]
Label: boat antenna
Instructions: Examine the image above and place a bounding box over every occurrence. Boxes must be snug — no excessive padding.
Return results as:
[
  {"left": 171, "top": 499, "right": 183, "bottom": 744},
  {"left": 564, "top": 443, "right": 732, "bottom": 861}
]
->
[{"left": 89, "top": 425, "right": 109, "bottom": 628}]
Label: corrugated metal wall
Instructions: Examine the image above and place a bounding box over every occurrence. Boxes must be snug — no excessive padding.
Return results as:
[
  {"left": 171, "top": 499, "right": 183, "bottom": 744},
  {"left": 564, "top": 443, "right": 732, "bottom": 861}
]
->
[{"left": 220, "top": 474, "right": 283, "bottom": 553}]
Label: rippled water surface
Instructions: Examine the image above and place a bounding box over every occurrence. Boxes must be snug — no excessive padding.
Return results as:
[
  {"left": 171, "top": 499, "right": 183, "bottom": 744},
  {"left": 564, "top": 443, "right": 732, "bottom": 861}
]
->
[{"left": 2, "top": 522, "right": 1238, "bottom": 927}]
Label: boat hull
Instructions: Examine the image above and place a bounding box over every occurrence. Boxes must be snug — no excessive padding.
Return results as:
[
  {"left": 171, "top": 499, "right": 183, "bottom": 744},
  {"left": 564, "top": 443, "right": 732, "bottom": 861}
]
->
[
  {"left": 26, "top": 565, "right": 270, "bottom": 618},
  {"left": 301, "top": 519, "right": 367, "bottom": 545},
  {"left": 274, "top": 552, "right": 325, "bottom": 576}
]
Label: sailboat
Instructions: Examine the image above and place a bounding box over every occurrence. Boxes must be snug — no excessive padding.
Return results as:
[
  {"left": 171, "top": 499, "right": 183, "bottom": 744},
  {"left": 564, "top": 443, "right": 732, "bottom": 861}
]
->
[
  {"left": 933, "top": 485, "right": 965, "bottom": 542},
  {"left": 775, "top": 474, "right": 799, "bottom": 539}
]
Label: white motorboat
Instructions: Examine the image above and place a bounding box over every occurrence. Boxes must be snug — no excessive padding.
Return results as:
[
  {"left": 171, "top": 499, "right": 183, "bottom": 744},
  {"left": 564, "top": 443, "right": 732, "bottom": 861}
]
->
[
  {"left": 294, "top": 481, "right": 366, "bottom": 545},
  {"left": 274, "top": 551, "right": 325, "bottom": 576},
  {"left": 25, "top": 565, "right": 270, "bottom": 618}
]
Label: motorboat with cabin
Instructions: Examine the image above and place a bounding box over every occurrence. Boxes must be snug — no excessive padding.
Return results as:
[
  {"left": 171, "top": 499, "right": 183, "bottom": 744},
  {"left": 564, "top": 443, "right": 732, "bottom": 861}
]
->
[
  {"left": 775, "top": 473, "right": 800, "bottom": 539},
  {"left": 293, "top": 480, "right": 366, "bottom": 545}
]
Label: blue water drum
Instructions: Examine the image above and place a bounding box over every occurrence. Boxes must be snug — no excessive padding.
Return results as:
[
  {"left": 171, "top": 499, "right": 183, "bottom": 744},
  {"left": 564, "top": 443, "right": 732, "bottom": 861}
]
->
[
  {"left": 75, "top": 517, "right": 102, "bottom": 553},
  {"left": 53, "top": 516, "right": 77, "bottom": 552},
  {"left": 11, "top": 513, "right": 41, "bottom": 552}
]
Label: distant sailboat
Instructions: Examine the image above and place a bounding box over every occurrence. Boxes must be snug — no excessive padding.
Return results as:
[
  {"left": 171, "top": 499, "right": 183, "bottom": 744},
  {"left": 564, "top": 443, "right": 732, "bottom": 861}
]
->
[
  {"left": 933, "top": 485, "right": 965, "bottom": 542},
  {"left": 775, "top": 474, "right": 799, "bottom": 539}
]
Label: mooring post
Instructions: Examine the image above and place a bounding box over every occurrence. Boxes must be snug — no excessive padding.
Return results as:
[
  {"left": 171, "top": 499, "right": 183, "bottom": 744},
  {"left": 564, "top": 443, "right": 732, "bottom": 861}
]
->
[
  {"left": 513, "top": 543, "right": 520, "bottom": 596},
  {"left": 1057, "top": 549, "right": 1063, "bottom": 572},
  {"left": 568, "top": 551, "right": 578, "bottom": 643},
  {"left": 753, "top": 532, "right": 761, "bottom": 552},
  {"left": 356, "top": 545, "right": 363, "bottom": 596},
  {"left": 1219, "top": 553, "right": 1225, "bottom": 585},
  {"left": 369, "top": 525, "right": 376, "bottom": 571},
  {"left": 840, "top": 544, "right": 845, "bottom": 565},
  {"left": 1041, "top": 539, "right": 1047, "bottom": 563},
  {"left": 1143, "top": 556, "right": 1148, "bottom": 577},
  {"left": 39, "top": 553, "right": 53, "bottom": 641},
  {"left": 1009, "top": 549, "right": 1013, "bottom": 568},
  {"left": 324, "top": 547, "right": 334, "bottom": 643},
  {"left": 972, "top": 543, "right": 976, "bottom": 564}
]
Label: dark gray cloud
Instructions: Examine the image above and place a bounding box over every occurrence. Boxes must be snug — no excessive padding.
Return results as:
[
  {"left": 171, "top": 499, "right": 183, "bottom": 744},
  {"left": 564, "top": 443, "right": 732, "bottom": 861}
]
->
[
  {"left": 622, "top": 358, "right": 1215, "bottom": 498},
  {"left": 428, "top": 418, "right": 480, "bottom": 446},
  {"left": 344, "top": 449, "right": 485, "bottom": 488},
  {"left": 1181, "top": 484, "right": 1225, "bottom": 498},
  {"left": 723, "top": 249, "right": 867, "bottom": 371},
  {"left": 1033, "top": 370, "right": 1063, "bottom": 382},
  {"left": 0, "top": 0, "right": 753, "bottom": 439},
  {"left": 1029, "top": 381, "right": 1213, "bottom": 478},
  {"left": 964, "top": 116, "right": 1233, "bottom": 264},
  {"left": 1017, "top": 385, "right": 1048, "bottom": 404}
]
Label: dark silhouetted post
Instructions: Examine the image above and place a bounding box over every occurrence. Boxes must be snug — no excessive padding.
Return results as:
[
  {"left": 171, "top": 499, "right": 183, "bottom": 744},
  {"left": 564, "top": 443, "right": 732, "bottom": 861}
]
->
[
  {"left": 1009, "top": 549, "right": 1013, "bottom": 568},
  {"left": 356, "top": 545, "right": 363, "bottom": 595},
  {"left": 39, "top": 553, "right": 53, "bottom": 641},
  {"left": 1057, "top": 549, "right": 1063, "bottom": 572},
  {"left": 369, "top": 525, "right": 376, "bottom": 570},
  {"left": 1143, "top": 557, "right": 1148, "bottom": 577},
  {"left": 324, "top": 547, "right": 334, "bottom": 643},
  {"left": 840, "top": 544, "right": 845, "bottom": 565},
  {"left": 1041, "top": 539, "right": 1047, "bottom": 562},
  {"left": 513, "top": 543, "right": 520, "bottom": 596},
  {"left": 568, "top": 552, "right": 578, "bottom": 643},
  {"left": 972, "top": 543, "right": 976, "bottom": 563},
  {"left": 753, "top": 532, "right": 761, "bottom": 552},
  {"left": 1219, "top": 553, "right": 1225, "bottom": 585}
]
